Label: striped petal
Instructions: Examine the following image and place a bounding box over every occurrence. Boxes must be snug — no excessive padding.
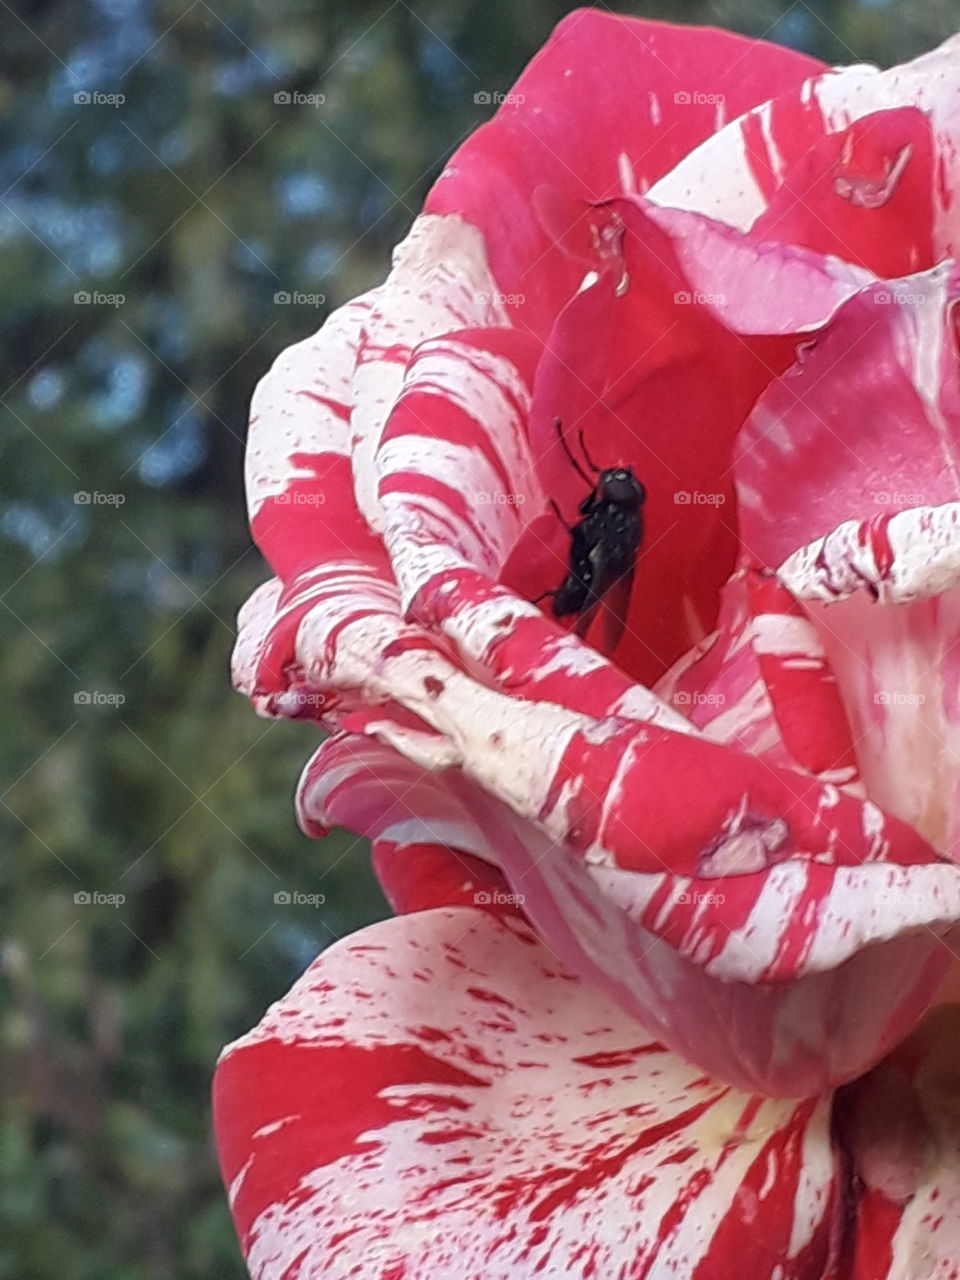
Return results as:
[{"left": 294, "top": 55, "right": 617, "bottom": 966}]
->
[
  {"left": 649, "top": 33, "right": 960, "bottom": 260},
  {"left": 835, "top": 1004, "right": 960, "bottom": 1277},
  {"left": 214, "top": 907, "right": 841, "bottom": 1280},
  {"left": 736, "top": 265, "right": 960, "bottom": 858},
  {"left": 295, "top": 732, "right": 516, "bottom": 915},
  {"left": 426, "top": 9, "right": 825, "bottom": 336}
]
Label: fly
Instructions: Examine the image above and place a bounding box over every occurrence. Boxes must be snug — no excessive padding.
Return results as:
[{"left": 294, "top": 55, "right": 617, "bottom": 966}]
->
[{"left": 540, "top": 417, "right": 646, "bottom": 650}]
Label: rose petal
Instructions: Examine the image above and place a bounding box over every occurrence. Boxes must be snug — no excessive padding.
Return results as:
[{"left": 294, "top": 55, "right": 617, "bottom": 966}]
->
[
  {"left": 641, "top": 200, "right": 874, "bottom": 334},
  {"left": 214, "top": 907, "right": 839, "bottom": 1279},
  {"left": 351, "top": 215, "right": 514, "bottom": 531},
  {"left": 783, "top": 589, "right": 960, "bottom": 859},
  {"left": 730, "top": 266, "right": 960, "bottom": 856},
  {"left": 427, "top": 9, "right": 825, "bottom": 335},
  {"left": 737, "top": 265, "right": 960, "bottom": 572},
  {"left": 649, "top": 33, "right": 960, "bottom": 260},
  {"left": 246, "top": 289, "right": 383, "bottom": 580},
  {"left": 750, "top": 107, "right": 936, "bottom": 277},
  {"left": 454, "top": 782, "right": 960, "bottom": 1096},
  {"left": 655, "top": 569, "right": 862, "bottom": 787},
  {"left": 377, "top": 326, "right": 543, "bottom": 602},
  {"left": 836, "top": 1004, "right": 960, "bottom": 1277}
]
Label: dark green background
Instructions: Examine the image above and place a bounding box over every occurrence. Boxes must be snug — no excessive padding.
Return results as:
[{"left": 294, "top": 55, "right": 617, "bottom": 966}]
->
[{"left": 1, "top": 1, "right": 955, "bottom": 1275}]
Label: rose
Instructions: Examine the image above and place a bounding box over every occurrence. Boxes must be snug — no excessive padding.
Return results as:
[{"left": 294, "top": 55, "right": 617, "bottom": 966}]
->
[{"left": 216, "top": 12, "right": 960, "bottom": 1276}]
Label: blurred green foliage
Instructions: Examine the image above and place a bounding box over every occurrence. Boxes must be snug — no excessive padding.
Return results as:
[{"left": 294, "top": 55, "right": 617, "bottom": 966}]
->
[{"left": 1, "top": 0, "right": 957, "bottom": 1275}]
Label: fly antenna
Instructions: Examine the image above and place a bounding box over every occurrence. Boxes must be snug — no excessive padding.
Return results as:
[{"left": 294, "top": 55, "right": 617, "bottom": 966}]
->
[
  {"left": 577, "top": 428, "right": 601, "bottom": 475},
  {"left": 553, "top": 417, "right": 594, "bottom": 488}
]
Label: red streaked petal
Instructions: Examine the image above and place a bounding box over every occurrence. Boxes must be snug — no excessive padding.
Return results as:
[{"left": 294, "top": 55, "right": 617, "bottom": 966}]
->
[
  {"left": 455, "top": 784, "right": 960, "bottom": 1096},
  {"left": 214, "top": 907, "right": 840, "bottom": 1279},
  {"left": 787, "top": 588, "right": 960, "bottom": 861},
  {"left": 836, "top": 1004, "right": 960, "bottom": 1278},
  {"left": 650, "top": 33, "right": 960, "bottom": 259},
  {"left": 641, "top": 200, "right": 873, "bottom": 334},
  {"left": 737, "top": 266, "right": 960, "bottom": 573},
  {"left": 745, "top": 570, "right": 859, "bottom": 783},
  {"left": 372, "top": 840, "right": 515, "bottom": 917},
  {"left": 350, "top": 214, "right": 515, "bottom": 532},
  {"left": 246, "top": 289, "right": 383, "bottom": 583},
  {"left": 295, "top": 732, "right": 516, "bottom": 914},
  {"left": 733, "top": 267, "right": 960, "bottom": 859},
  {"left": 377, "top": 326, "right": 543, "bottom": 601},
  {"left": 750, "top": 107, "right": 935, "bottom": 278},
  {"left": 426, "top": 9, "right": 824, "bottom": 335},
  {"left": 654, "top": 568, "right": 860, "bottom": 785}
]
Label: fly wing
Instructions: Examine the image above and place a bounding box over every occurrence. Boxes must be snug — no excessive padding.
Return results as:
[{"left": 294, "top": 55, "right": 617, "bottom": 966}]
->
[
  {"left": 572, "top": 509, "right": 639, "bottom": 653},
  {"left": 596, "top": 560, "right": 635, "bottom": 653},
  {"left": 571, "top": 536, "right": 630, "bottom": 651},
  {"left": 572, "top": 595, "right": 605, "bottom": 640}
]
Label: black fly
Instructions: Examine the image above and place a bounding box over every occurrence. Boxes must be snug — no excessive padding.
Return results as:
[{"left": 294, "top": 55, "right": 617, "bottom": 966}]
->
[{"left": 541, "top": 418, "right": 646, "bottom": 649}]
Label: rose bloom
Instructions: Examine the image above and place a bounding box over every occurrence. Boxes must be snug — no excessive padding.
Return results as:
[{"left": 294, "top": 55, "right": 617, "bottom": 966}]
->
[{"left": 215, "top": 11, "right": 960, "bottom": 1279}]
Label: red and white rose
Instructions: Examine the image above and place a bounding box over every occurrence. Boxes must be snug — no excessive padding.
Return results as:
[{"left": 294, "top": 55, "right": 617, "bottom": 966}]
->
[{"left": 216, "top": 12, "right": 960, "bottom": 1277}]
